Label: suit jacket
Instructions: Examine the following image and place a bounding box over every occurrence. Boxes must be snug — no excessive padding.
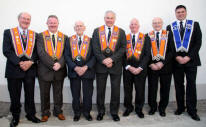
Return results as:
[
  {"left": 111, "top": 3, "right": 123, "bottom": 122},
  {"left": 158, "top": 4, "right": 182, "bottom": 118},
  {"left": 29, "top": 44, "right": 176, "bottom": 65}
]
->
[
  {"left": 3, "top": 29, "right": 38, "bottom": 78},
  {"left": 123, "top": 34, "right": 151, "bottom": 74},
  {"left": 167, "top": 21, "right": 202, "bottom": 67},
  {"left": 37, "top": 32, "right": 67, "bottom": 81},
  {"left": 64, "top": 35, "right": 96, "bottom": 79},
  {"left": 92, "top": 26, "right": 126, "bottom": 75},
  {"left": 146, "top": 31, "right": 174, "bottom": 74}
]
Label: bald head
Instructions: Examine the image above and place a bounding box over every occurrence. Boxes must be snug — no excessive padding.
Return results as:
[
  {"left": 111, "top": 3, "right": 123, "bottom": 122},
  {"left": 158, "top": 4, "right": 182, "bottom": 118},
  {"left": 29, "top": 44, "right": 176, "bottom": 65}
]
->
[
  {"left": 130, "top": 18, "right": 140, "bottom": 34},
  {"left": 18, "top": 12, "right": 31, "bottom": 30},
  {"left": 74, "top": 20, "right": 86, "bottom": 36},
  {"left": 152, "top": 17, "right": 163, "bottom": 31}
]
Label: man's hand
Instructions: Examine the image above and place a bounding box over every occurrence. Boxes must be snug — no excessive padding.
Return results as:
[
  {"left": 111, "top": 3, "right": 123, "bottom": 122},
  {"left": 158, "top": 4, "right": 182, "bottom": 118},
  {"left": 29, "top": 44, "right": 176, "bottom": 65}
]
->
[
  {"left": 53, "top": 62, "right": 61, "bottom": 71},
  {"left": 74, "top": 66, "right": 88, "bottom": 76},
  {"left": 103, "top": 58, "right": 113, "bottom": 68},
  {"left": 19, "top": 61, "right": 33, "bottom": 71},
  {"left": 155, "top": 62, "right": 164, "bottom": 70},
  {"left": 183, "top": 56, "right": 191, "bottom": 64},
  {"left": 149, "top": 63, "right": 159, "bottom": 71},
  {"left": 176, "top": 56, "right": 185, "bottom": 64}
]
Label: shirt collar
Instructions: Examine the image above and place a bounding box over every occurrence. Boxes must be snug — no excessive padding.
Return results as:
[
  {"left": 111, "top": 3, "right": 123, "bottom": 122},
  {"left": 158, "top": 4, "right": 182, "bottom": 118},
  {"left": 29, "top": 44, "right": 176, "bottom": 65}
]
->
[
  {"left": 18, "top": 26, "right": 28, "bottom": 35},
  {"left": 49, "top": 31, "right": 57, "bottom": 36},
  {"left": 177, "top": 19, "right": 186, "bottom": 25},
  {"left": 131, "top": 32, "right": 139, "bottom": 37},
  {"left": 77, "top": 34, "right": 84, "bottom": 40},
  {"left": 105, "top": 25, "right": 114, "bottom": 31}
]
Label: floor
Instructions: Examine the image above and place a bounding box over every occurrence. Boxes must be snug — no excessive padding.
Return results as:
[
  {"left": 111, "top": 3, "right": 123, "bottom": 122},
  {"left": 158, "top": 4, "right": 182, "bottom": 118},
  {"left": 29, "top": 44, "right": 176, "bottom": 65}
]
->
[{"left": 0, "top": 101, "right": 206, "bottom": 127}]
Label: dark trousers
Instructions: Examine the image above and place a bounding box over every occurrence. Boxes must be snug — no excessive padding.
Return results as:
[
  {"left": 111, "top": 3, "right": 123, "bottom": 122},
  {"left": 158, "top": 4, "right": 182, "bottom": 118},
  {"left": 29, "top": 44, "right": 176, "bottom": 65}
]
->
[
  {"left": 148, "top": 70, "right": 172, "bottom": 111},
  {"left": 96, "top": 73, "right": 121, "bottom": 115},
  {"left": 70, "top": 77, "right": 94, "bottom": 116},
  {"left": 173, "top": 65, "right": 197, "bottom": 114},
  {"left": 39, "top": 79, "right": 64, "bottom": 116},
  {"left": 123, "top": 70, "right": 146, "bottom": 113},
  {"left": 7, "top": 77, "right": 36, "bottom": 118}
]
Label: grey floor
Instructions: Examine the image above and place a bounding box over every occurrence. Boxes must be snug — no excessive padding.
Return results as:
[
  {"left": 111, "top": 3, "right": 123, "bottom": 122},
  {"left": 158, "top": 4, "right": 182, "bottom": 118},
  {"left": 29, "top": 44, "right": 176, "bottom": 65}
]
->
[{"left": 0, "top": 101, "right": 206, "bottom": 127}]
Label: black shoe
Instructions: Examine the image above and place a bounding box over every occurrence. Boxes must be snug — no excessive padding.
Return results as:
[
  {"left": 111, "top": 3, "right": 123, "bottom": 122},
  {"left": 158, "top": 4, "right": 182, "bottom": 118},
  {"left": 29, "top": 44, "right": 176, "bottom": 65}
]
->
[
  {"left": 84, "top": 114, "right": 93, "bottom": 121},
  {"left": 159, "top": 111, "right": 166, "bottom": 117},
  {"left": 174, "top": 109, "right": 184, "bottom": 115},
  {"left": 189, "top": 113, "right": 200, "bottom": 121},
  {"left": 26, "top": 115, "right": 41, "bottom": 123},
  {"left": 111, "top": 114, "right": 120, "bottom": 121},
  {"left": 148, "top": 108, "right": 156, "bottom": 115},
  {"left": 96, "top": 113, "right": 104, "bottom": 121},
  {"left": 123, "top": 109, "right": 133, "bottom": 117},
  {"left": 10, "top": 118, "right": 19, "bottom": 127},
  {"left": 136, "top": 111, "right": 144, "bottom": 118},
  {"left": 73, "top": 115, "right": 80, "bottom": 122}
]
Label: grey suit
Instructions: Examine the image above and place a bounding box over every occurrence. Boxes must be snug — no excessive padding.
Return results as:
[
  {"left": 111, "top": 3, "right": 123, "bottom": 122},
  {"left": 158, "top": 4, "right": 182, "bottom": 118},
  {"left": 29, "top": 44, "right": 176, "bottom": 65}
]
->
[{"left": 37, "top": 32, "right": 67, "bottom": 116}]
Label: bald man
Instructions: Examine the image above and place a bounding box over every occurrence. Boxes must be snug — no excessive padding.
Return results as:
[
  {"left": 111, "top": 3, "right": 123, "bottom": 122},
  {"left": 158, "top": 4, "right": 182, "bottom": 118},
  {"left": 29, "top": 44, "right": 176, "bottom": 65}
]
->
[
  {"left": 147, "top": 17, "right": 173, "bottom": 117},
  {"left": 123, "top": 18, "right": 150, "bottom": 118},
  {"left": 64, "top": 21, "right": 96, "bottom": 122},
  {"left": 3, "top": 12, "right": 40, "bottom": 127},
  {"left": 92, "top": 10, "right": 126, "bottom": 121}
]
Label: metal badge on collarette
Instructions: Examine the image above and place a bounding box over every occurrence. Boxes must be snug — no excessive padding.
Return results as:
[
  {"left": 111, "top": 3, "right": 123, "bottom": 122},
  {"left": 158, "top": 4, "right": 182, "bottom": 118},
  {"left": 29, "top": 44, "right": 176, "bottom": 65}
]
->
[
  {"left": 105, "top": 48, "right": 111, "bottom": 54},
  {"left": 76, "top": 55, "right": 82, "bottom": 62}
]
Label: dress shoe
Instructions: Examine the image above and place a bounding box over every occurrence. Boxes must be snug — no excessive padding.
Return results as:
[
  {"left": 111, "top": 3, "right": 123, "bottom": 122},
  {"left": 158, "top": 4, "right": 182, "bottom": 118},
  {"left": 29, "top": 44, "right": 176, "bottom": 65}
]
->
[
  {"left": 123, "top": 109, "right": 133, "bottom": 116},
  {"left": 111, "top": 114, "right": 120, "bottom": 121},
  {"left": 10, "top": 118, "right": 19, "bottom": 127},
  {"left": 159, "top": 111, "right": 166, "bottom": 117},
  {"left": 57, "top": 114, "right": 65, "bottom": 120},
  {"left": 148, "top": 108, "right": 156, "bottom": 115},
  {"left": 96, "top": 113, "right": 104, "bottom": 121},
  {"left": 84, "top": 114, "right": 93, "bottom": 121},
  {"left": 26, "top": 115, "right": 41, "bottom": 123},
  {"left": 174, "top": 109, "right": 184, "bottom": 115},
  {"left": 73, "top": 115, "right": 80, "bottom": 122},
  {"left": 41, "top": 115, "right": 49, "bottom": 122},
  {"left": 189, "top": 113, "right": 200, "bottom": 121},
  {"left": 136, "top": 111, "right": 144, "bottom": 118}
]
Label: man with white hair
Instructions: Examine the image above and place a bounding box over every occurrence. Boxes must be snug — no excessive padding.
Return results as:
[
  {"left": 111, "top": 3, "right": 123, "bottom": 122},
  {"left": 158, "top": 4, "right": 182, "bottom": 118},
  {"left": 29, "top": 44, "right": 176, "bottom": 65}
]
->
[
  {"left": 92, "top": 10, "right": 126, "bottom": 121},
  {"left": 122, "top": 18, "right": 150, "bottom": 118},
  {"left": 3, "top": 12, "right": 40, "bottom": 127},
  {"left": 64, "top": 21, "right": 96, "bottom": 122},
  {"left": 147, "top": 17, "right": 173, "bottom": 117}
]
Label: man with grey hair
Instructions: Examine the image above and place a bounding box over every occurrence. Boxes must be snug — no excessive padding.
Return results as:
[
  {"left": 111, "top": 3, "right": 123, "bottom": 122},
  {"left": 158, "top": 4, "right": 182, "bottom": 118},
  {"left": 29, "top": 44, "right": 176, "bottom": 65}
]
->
[
  {"left": 3, "top": 12, "right": 40, "bottom": 127},
  {"left": 37, "top": 15, "right": 67, "bottom": 122},
  {"left": 92, "top": 10, "right": 126, "bottom": 121},
  {"left": 64, "top": 20, "right": 96, "bottom": 122},
  {"left": 122, "top": 18, "right": 150, "bottom": 118},
  {"left": 147, "top": 17, "right": 173, "bottom": 117}
]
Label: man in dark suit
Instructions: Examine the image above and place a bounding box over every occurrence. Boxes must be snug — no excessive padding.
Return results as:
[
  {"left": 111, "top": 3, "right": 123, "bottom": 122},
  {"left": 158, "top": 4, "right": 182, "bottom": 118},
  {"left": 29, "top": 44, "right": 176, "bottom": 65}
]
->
[
  {"left": 64, "top": 21, "right": 96, "bottom": 122},
  {"left": 122, "top": 18, "right": 150, "bottom": 118},
  {"left": 3, "top": 12, "right": 40, "bottom": 127},
  {"left": 147, "top": 17, "right": 173, "bottom": 117},
  {"left": 37, "top": 15, "right": 67, "bottom": 122},
  {"left": 167, "top": 5, "right": 202, "bottom": 121},
  {"left": 92, "top": 10, "right": 126, "bottom": 121}
]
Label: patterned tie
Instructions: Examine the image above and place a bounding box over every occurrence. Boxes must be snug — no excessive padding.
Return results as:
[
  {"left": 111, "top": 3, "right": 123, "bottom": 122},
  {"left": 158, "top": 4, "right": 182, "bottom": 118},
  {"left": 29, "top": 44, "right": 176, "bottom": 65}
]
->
[
  {"left": 52, "top": 34, "right": 55, "bottom": 48},
  {"left": 108, "top": 27, "right": 111, "bottom": 42},
  {"left": 132, "top": 35, "right": 135, "bottom": 48},
  {"left": 78, "top": 37, "right": 82, "bottom": 49},
  {"left": 180, "top": 21, "right": 184, "bottom": 40},
  {"left": 156, "top": 32, "right": 160, "bottom": 50},
  {"left": 22, "top": 30, "right": 27, "bottom": 48}
]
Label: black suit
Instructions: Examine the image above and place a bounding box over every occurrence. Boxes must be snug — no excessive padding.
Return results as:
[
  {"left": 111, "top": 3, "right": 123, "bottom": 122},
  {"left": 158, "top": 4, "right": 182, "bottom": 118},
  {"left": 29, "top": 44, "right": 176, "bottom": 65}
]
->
[
  {"left": 64, "top": 35, "right": 96, "bottom": 116},
  {"left": 3, "top": 29, "right": 38, "bottom": 118},
  {"left": 123, "top": 34, "right": 151, "bottom": 113},
  {"left": 147, "top": 31, "right": 173, "bottom": 111},
  {"left": 167, "top": 20, "right": 202, "bottom": 114},
  {"left": 92, "top": 26, "right": 126, "bottom": 115}
]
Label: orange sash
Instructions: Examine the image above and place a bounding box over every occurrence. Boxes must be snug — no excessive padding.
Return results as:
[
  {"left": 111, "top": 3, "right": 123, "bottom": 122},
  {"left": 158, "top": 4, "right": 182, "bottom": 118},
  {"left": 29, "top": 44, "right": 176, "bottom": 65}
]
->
[
  {"left": 126, "top": 33, "right": 145, "bottom": 60},
  {"left": 99, "top": 25, "right": 119, "bottom": 52},
  {"left": 149, "top": 30, "right": 168, "bottom": 61},
  {"left": 10, "top": 27, "right": 35, "bottom": 59},
  {"left": 42, "top": 30, "right": 65, "bottom": 60},
  {"left": 70, "top": 35, "right": 90, "bottom": 61}
]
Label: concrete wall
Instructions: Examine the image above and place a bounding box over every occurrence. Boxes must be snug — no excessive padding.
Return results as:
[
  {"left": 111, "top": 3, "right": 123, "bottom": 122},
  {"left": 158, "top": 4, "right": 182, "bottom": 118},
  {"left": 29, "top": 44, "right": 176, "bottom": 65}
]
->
[{"left": 0, "top": 0, "right": 205, "bottom": 103}]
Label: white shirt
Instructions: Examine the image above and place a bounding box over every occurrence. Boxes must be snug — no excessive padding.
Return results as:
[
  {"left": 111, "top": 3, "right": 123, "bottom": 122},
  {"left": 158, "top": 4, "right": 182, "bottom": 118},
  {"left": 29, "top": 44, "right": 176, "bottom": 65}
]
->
[
  {"left": 154, "top": 30, "right": 162, "bottom": 43},
  {"left": 18, "top": 26, "right": 28, "bottom": 35},
  {"left": 177, "top": 19, "right": 186, "bottom": 29},
  {"left": 105, "top": 25, "right": 114, "bottom": 40}
]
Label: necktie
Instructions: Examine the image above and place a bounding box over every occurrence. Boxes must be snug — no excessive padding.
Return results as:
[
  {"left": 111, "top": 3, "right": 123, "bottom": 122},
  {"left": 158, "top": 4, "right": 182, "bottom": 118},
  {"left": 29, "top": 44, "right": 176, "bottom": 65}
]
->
[
  {"left": 78, "top": 37, "right": 82, "bottom": 49},
  {"left": 180, "top": 21, "right": 184, "bottom": 39},
  {"left": 156, "top": 32, "right": 160, "bottom": 50},
  {"left": 22, "top": 30, "right": 27, "bottom": 48},
  {"left": 52, "top": 34, "right": 55, "bottom": 48},
  {"left": 108, "top": 27, "right": 111, "bottom": 42},
  {"left": 132, "top": 35, "right": 135, "bottom": 48}
]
